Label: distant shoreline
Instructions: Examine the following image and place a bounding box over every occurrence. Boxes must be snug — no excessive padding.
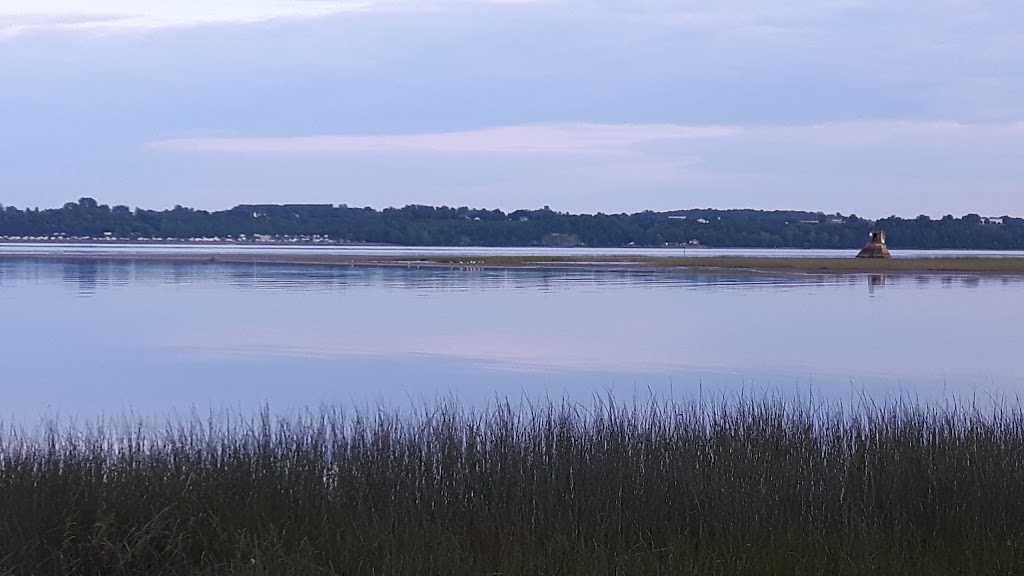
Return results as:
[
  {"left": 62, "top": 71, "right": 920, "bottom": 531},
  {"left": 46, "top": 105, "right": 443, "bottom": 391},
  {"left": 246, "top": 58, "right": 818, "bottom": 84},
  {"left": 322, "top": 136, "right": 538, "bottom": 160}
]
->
[{"left": 3, "top": 249, "right": 1024, "bottom": 274}]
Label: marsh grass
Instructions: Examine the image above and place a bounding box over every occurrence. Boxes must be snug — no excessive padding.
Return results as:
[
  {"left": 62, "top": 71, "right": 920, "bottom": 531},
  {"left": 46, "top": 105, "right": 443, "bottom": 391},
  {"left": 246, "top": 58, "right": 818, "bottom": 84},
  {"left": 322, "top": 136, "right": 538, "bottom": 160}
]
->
[{"left": 1, "top": 396, "right": 1023, "bottom": 575}]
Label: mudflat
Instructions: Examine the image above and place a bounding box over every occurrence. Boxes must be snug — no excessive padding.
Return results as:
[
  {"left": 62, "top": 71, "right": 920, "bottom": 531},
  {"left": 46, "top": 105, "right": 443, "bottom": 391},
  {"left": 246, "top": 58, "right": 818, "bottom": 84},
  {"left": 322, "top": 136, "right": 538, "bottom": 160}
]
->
[{"left": 4, "top": 250, "right": 1024, "bottom": 273}]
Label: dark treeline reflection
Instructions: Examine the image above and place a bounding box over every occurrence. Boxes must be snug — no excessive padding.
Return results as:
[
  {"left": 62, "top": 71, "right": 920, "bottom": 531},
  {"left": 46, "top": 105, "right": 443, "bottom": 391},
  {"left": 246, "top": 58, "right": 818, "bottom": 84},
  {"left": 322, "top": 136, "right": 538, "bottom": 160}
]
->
[{"left": 1, "top": 259, "right": 1019, "bottom": 297}]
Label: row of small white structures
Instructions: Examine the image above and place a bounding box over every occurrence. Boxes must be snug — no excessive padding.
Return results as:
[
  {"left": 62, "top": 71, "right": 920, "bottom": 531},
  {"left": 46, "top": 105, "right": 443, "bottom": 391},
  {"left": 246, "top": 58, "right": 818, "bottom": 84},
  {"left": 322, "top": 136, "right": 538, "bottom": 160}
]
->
[{"left": 0, "top": 234, "right": 338, "bottom": 243}]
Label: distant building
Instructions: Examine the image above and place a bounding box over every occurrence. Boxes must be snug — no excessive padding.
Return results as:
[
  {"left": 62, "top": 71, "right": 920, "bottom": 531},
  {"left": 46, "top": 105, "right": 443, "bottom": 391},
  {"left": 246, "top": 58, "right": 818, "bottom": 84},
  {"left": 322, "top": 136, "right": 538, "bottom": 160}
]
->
[{"left": 981, "top": 217, "right": 1004, "bottom": 225}]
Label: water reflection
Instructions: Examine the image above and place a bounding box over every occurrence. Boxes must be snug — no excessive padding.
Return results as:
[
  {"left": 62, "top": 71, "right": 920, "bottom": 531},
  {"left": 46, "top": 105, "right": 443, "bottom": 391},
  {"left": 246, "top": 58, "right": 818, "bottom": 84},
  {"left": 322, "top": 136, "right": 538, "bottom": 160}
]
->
[
  {"left": 6, "top": 258, "right": 935, "bottom": 295},
  {"left": 62, "top": 260, "right": 99, "bottom": 296},
  {"left": 0, "top": 258, "right": 1023, "bottom": 420},
  {"left": 868, "top": 274, "right": 887, "bottom": 295},
  {"left": 7, "top": 258, "right": 1021, "bottom": 296}
]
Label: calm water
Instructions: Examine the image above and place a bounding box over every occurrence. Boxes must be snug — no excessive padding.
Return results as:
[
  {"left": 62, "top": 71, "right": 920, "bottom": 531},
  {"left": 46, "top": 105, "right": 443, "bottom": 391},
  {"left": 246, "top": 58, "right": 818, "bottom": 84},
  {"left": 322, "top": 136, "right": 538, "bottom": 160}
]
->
[{"left": 2, "top": 256, "right": 1023, "bottom": 421}]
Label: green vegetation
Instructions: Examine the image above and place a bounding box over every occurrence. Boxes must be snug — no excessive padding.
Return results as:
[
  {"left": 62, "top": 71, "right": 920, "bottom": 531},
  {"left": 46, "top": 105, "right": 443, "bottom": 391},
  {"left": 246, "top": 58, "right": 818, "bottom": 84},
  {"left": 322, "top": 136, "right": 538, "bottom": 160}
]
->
[
  {"left": 2, "top": 197, "right": 1024, "bottom": 249},
  {"left": 2, "top": 397, "right": 1023, "bottom": 575}
]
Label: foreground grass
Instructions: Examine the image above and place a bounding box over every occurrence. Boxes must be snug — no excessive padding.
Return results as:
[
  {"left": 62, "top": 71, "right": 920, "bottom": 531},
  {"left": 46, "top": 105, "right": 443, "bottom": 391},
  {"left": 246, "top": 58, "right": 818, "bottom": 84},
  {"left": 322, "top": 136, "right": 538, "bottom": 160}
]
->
[
  {"left": 2, "top": 398, "right": 1023, "bottom": 575},
  {"left": 412, "top": 255, "right": 1024, "bottom": 273}
]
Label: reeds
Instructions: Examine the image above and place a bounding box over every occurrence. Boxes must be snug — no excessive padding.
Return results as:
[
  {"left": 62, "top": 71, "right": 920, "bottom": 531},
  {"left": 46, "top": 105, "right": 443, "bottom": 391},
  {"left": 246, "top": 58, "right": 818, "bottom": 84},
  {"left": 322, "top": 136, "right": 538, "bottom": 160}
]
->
[{"left": 1, "top": 396, "right": 1022, "bottom": 575}]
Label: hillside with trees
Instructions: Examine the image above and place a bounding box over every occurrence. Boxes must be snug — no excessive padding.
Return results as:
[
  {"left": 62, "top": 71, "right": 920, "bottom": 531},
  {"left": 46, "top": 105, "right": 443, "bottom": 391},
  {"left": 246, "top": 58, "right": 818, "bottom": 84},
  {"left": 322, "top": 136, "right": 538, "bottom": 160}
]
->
[{"left": 1, "top": 198, "right": 1022, "bottom": 250}]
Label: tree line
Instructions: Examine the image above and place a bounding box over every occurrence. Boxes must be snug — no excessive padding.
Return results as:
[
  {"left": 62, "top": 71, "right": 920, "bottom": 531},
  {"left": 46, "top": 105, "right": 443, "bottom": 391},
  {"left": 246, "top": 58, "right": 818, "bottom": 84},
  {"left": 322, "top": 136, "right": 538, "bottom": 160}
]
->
[{"left": 0, "top": 198, "right": 1022, "bottom": 250}]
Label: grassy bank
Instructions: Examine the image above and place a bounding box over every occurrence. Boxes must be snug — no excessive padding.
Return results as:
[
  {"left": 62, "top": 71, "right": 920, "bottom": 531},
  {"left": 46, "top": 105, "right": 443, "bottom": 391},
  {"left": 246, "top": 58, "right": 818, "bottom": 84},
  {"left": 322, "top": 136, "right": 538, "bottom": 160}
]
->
[
  {"left": 1, "top": 398, "right": 1023, "bottom": 575},
  {"left": 6, "top": 251, "right": 1024, "bottom": 274},
  {"left": 412, "top": 255, "right": 1024, "bottom": 273}
]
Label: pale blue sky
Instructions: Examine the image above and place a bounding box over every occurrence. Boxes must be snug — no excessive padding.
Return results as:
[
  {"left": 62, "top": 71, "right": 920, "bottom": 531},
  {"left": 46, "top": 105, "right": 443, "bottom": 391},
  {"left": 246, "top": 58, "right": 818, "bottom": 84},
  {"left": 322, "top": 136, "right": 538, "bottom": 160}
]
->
[{"left": 2, "top": 1, "right": 1022, "bottom": 217}]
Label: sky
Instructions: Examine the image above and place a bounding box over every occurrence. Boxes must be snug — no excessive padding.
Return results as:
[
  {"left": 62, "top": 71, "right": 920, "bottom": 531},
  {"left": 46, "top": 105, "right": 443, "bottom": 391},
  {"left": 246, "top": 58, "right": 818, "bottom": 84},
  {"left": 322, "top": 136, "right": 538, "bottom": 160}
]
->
[{"left": 1, "top": 0, "right": 1022, "bottom": 217}]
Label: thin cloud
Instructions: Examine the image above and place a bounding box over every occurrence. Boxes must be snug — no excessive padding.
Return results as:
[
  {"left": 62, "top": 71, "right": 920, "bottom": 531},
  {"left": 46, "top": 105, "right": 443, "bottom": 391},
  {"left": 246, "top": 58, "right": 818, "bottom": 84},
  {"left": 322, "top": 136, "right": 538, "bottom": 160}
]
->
[
  {"left": 145, "top": 120, "right": 1022, "bottom": 158},
  {"left": 0, "top": 2, "right": 372, "bottom": 36},
  {"left": 0, "top": 0, "right": 554, "bottom": 36},
  {"left": 148, "top": 124, "right": 737, "bottom": 155},
  {"left": 0, "top": 13, "right": 132, "bottom": 38},
  {"left": 140, "top": 120, "right": 1024, "bottom": 218}
]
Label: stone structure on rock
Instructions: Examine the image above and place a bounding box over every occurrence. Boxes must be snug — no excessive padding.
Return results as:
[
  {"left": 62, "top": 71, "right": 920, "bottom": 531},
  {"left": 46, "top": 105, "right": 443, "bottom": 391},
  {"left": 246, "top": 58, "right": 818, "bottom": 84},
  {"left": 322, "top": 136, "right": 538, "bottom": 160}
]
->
[{"left": 856, "top": 229, "right": 891, "bottom": 258}]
